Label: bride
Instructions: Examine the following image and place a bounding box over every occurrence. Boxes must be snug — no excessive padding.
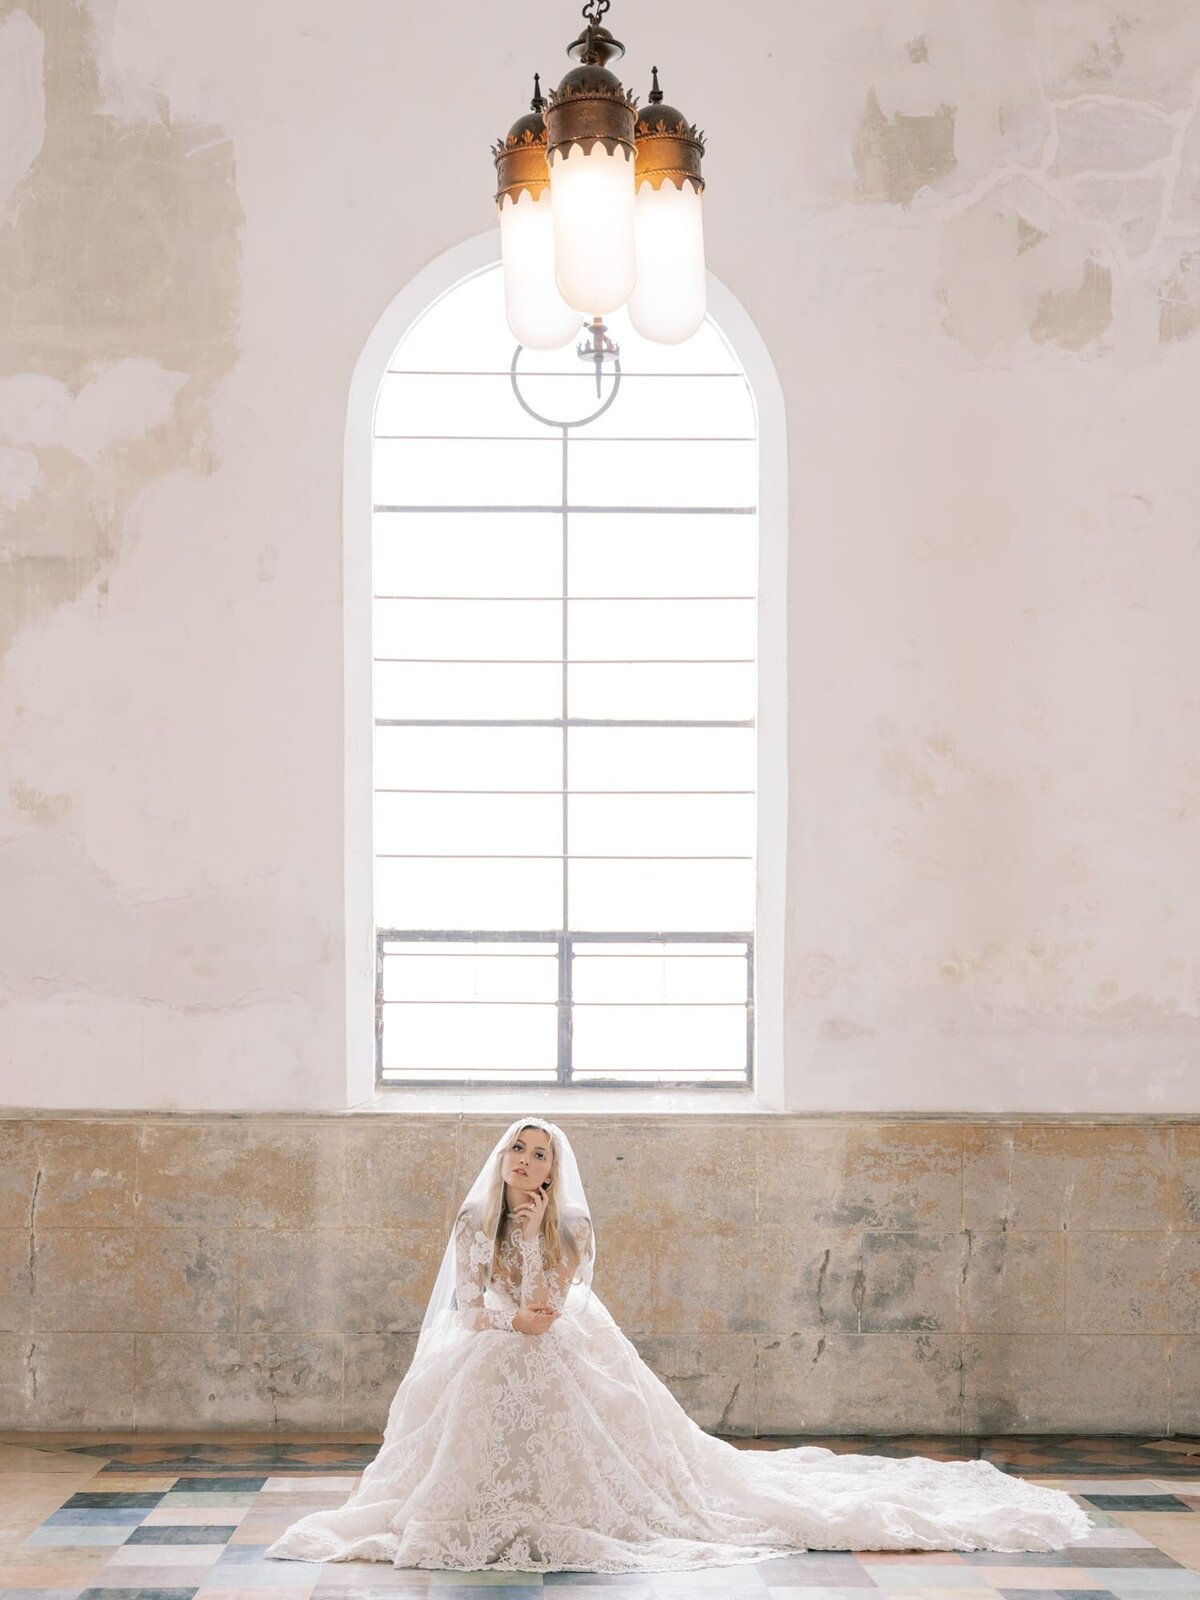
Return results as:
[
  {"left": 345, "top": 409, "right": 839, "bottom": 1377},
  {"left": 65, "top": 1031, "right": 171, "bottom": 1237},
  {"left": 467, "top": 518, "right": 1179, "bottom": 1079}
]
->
[{"left": 265, "top": 1116, "right": 1091, "bottom": 1574}]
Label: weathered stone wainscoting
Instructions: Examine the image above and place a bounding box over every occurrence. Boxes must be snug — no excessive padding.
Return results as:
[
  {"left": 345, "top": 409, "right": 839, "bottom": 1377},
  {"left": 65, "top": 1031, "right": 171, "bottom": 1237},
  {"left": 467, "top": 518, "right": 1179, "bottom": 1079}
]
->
[{"left": 1, "top": 1113, "right": 1197, "bottom": 1434}]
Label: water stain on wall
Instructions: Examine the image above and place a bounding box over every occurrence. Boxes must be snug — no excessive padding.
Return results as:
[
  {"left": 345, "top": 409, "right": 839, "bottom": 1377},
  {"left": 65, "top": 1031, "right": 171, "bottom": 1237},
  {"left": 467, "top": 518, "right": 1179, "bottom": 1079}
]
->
[
  {"left": 853, "top": 87, "right": 957, "bottom": 208},
  {"left": 1159, "top": 250, "right": 1200, "bottom": 340},
  {"left": 1030, "top": 256, "right": 1113, "bottom": 349},
  {"left": 0, "top": 0, "right": 242, "bottom": 663},
  {"left": 938, "top": 193, "right": 1116, "bottom": 358}
]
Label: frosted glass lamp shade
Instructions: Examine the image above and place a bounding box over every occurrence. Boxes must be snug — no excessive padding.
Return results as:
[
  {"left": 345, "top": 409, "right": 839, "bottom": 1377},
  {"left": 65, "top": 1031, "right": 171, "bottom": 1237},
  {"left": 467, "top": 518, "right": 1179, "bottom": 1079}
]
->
[
  {"left": 628, "top": 179, "right": 707, "bottom": 344},
  {"left": 548, "top": 142, "right": 637, "bottom": 314},
  {"left": 498, "top": 191, "right": 582, "bottom": 350}
]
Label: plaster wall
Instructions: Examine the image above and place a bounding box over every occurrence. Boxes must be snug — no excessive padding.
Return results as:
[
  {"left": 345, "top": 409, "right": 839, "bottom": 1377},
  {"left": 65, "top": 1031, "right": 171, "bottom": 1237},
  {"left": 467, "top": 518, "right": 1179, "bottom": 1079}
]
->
[
  {"left": 1, "top": 0, "right": 1199, "bottom": 1112},
  {"left": 3, "top": 1113, "right": 1199, "bottom": 1434}
]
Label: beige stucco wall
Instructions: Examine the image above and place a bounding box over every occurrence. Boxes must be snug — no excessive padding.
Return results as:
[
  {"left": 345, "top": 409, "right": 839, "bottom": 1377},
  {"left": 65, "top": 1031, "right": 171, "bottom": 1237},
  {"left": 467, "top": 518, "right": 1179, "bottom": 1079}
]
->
[
  {"left": 1, "top": 0, "right": 1199, "bottom": 1112},
  {"left": 2, "top": 1113, "right": 1198, "bottom": 1434}
]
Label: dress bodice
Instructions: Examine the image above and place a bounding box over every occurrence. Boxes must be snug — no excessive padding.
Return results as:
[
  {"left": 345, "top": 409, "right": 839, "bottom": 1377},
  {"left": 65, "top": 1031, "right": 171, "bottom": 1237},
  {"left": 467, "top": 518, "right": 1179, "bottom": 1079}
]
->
[
  {"left": 489, "top": 1211, "right": 538, "bottom": 1306},
  {"left": 451, "top": 1205, "right": 594, "bottom": 1333}
]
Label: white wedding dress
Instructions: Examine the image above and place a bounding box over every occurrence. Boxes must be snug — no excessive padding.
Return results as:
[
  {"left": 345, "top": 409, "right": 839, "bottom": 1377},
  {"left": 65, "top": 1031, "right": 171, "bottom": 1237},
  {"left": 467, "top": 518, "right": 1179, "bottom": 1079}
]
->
[{"left": 266, "top": 1207, "right": 1091, "bottom": 1573}]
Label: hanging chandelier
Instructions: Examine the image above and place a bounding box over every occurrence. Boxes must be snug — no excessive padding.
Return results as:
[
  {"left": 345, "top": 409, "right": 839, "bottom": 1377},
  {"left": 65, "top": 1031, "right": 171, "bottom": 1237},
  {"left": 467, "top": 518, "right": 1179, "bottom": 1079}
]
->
[{"left": 491, "top": 0, "right": 707, "bottom": 351}]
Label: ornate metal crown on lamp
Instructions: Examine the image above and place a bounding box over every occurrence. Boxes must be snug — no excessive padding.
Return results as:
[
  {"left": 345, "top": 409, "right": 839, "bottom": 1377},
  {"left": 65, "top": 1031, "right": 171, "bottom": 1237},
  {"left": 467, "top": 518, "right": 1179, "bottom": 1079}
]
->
[{"left": 491, "top": 0, "right": 707, "bottom": 355}]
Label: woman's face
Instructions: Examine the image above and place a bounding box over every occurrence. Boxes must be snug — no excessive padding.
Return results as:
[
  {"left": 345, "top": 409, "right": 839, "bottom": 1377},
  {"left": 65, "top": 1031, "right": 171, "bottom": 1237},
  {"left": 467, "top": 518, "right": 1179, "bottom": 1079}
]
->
[{"left": 500, "top": 1124, "right": 555, "bottom": 1196}]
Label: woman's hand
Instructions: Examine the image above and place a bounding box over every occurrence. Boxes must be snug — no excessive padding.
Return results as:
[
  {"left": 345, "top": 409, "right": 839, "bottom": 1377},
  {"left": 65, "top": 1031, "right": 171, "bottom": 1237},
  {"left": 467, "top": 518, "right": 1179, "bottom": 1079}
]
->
[
  {"left": 514, "top": 1184, "right": 549, "bottom": 1241},
  {"left": 512, "top": 1300, "right": 558, "bottom": 1336}
]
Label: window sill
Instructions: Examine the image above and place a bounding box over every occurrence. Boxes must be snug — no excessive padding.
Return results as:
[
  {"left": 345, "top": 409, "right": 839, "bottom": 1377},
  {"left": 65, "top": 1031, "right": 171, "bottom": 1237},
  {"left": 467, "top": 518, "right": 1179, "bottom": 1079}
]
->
[{"left": 352, "top": 1084, "right": 782, "bottom": 1116}]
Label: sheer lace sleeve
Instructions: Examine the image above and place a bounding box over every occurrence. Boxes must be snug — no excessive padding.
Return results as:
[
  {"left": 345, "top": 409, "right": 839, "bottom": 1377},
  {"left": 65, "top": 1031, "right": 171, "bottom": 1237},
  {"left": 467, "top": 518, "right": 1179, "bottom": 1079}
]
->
[
  {"left": 538, "top": 1213, "right": 593, "bottom": 1313},
  {"left": 453, "top": 1211, "right": 516, "bottom": 1333}
]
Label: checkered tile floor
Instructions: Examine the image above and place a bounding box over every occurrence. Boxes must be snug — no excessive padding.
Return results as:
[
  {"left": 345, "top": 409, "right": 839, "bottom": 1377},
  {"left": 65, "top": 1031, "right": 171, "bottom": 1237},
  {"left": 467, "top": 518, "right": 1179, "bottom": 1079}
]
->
[{"left": 2, "top": 1435, "right": 1199, "bottom": 1600}]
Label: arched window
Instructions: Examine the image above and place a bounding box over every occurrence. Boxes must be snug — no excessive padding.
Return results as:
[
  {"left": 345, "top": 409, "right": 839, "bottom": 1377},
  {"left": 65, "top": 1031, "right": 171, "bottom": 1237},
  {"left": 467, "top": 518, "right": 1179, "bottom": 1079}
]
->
[{"left": 370, "top": 262, "right": 764, "bottom": 1089}]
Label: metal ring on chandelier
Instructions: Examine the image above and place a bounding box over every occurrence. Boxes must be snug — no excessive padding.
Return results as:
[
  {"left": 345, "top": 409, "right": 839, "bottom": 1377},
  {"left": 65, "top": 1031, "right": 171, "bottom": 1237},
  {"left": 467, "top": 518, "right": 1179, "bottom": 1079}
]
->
[{"left": 509, "top": 342, "right": 622, "bottom": 432}]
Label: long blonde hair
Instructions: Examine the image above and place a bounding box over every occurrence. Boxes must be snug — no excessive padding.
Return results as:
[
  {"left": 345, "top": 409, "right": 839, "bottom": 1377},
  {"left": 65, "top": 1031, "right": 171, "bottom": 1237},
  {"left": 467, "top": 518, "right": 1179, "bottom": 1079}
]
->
[{"left": 477, "top": 1120, "right": 566, "bottom": 1279}]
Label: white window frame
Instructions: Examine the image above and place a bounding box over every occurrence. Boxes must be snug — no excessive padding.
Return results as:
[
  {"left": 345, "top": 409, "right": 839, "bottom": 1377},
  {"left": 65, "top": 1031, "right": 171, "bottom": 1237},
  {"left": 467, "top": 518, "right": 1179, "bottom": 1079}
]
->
[{"left": 343, "top": 230, "right": 788, "bottom": 1113}]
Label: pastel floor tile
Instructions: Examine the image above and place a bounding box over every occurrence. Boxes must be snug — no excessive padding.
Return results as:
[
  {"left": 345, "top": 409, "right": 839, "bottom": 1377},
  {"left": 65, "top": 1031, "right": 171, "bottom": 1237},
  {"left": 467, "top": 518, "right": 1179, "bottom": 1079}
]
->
[
  {"left": 1125, "top": 1566, "right": 1200, "bottom": 1584},
  {"left": 748, "top": 1561, "right": 863, "bottom": 1579},
  {"left": 931, "top": 1573, "right": 1105, "bottom": 1590},
  {"left": 40, "top": 1513, "right": 148, "bottom": 1529},
  {"left": 428, "top": 1590, "right": 544, "bottom": 1600},
  {"left": 198, "top": 1574, "right": 324, "bottom": 1590},
  {"left": 171, "top": 1485, "right": 267, "bottom": 1497},
  {"left": 542, "top": 1578, "right": 642, "bottom": 1589},
  {"left": 1112, "top": 1520, "right": 1200, "bottom": 1569},
  {"left": 0, "top": 1524, "right": 79, "bottom": 1549},
  {"left": 858, "top": 1555, "right": 969, "bottom": 1566},
  {"left": 318, "top": 1588, "right": 433, "bottom": 1598},
  {"left": 766, "top": 1554, "right": 865, "bottom": 1565},
  {"left": 0, "top": 1534, "right": 51, "bottom": 1556},
  {"left": 1059, "top": 1490, "right": 1192, "bottom": 1499},
  {"left": 160, "top": 1500, "right": 262, "bottom": 1511},
  {"left": 0, "top": 1549, "right": 110, "bottom": 1571},
  {"left": 327, "top": 1579, "right": 429, "bottom": 1590},
  {"left": 0, "top": 1563, "right": 107, "bottom": 1589},
  {"left": 428, "top": 1576, "right": 544, "bottom": 1585},
  {"left": 258, "top": 1483, "right": 360, "bottom": 1496},
  {"left": 748, "top": 1577, "right": 862, "bottom": 1590},
  {"left": 78, "top": 1478, "right": 183, "bottom": 1493},
  {"left": 20, "top": 1532, "right": 135, "bottom": 1550},
  {"left": 205, "top": 1558, "right": 330, "bottom": 1588},
  {"left": 143, "top": 1510, "right": 251, "bottom": 1527},
  {"left": 310, "top": 1565, "right": 432, "bottom": 1588},
  {"left": 100, "top": 1547, "right": 229, "bottom": 1567},
  {"left": 0, "top": 1483, "right": 95, "bottom": 1514},
  {"left": 125, "top": 1531, "right": 238, "bottom": 1547},
  {"left": 97, "top": 1571, "right": 219, "bottom": 1591},
  {"left": 228, "top": 1527, "right": 315, "bottom": 1549},
  {"left": 995, "top": 1593, "right": 1122, "bottom": 1600},
  {"left": 652, "top": 1575, "right": 767, "bottom": 1594},
  {"left": 196, "top": 1591, "right": 319, "bottom": 1600},
  {"left": 309, "top": 1584, "right": 431, "bottom": 1592},
  {"left": 541, "top": 1587, "right": 648, "bottom": 1597},
  {"left": 1068, "top": 1576, "right": 1200, "bottom": 1591},
  {"left": 79, "top": 1592, "right": 201, "bottom": 1599},
  {"left": 865, "top": 1571, "right": 989, "bottom": 1588},
  {"left": 61, "top": 1499, "right": 163, "bottom": 1513},
  {"left": 425, "top": 1591, "right": 544, "bottom": 1599},
  {"left": 0, "top": 1490, "right": 83, "bottom": 1510},
  {"left": 1053, "top": 1556, "right": 1191, "bottom": 1571},
  {"left": 1068, "top": 1535, "right": 1160, "bottom": 1551},
  {"left": 651, "top": 1581, "right": 768, "bottom": 1592},
  {"left": 794, "top": 1591, "right": 998, "bottom": 1600},
  {"left": 540, "top": 1580, "right": 643, "bottom": 1593},
  {"left": 0, "top": 1446, "right": 104, "bottom": 1475},
  {"left": 253, "top": 1502, "right": 350, "bottom": 1515},
  {"left": 961, "top": 1559, "right": 1078, "bottom": 1570},
  {"left": 1086, "top": 1503, "right": 1193, "bottom": 1516},
  {"left": 0, "top": 1590, "right": 88, "bottom": 1599}
]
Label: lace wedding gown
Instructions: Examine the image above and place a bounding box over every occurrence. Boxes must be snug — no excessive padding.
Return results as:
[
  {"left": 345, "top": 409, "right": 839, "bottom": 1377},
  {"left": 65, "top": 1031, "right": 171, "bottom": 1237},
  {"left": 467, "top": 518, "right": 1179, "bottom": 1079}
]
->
[{"left": 265, "top": 1207, "right": 1091, "bottom": 1573}]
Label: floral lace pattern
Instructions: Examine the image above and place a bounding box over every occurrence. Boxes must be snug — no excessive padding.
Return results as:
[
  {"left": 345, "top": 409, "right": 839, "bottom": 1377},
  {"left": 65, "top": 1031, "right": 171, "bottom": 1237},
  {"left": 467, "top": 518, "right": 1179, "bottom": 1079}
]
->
[
  {"left": 452, "top": 1210, "right": 588, "bottom": 1333},
  {"left": 264, "top": 1221, "right": 1091, "bottom": 1574}
]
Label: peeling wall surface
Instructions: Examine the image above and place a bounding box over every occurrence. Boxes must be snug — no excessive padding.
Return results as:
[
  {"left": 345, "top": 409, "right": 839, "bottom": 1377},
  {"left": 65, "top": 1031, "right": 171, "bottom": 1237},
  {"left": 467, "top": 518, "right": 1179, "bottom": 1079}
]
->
[
  {"left": 2, "top": 1114, "right": 1198, "bottom": 1433},
  {"left": 1, "top": 1, "right": 1199, "bottom": 1112}
]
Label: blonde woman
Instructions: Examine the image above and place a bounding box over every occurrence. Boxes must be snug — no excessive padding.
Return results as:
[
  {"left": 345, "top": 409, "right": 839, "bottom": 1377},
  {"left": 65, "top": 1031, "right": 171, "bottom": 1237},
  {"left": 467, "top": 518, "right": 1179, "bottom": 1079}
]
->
[{"left": 267, "top": 1117, "right": 1090, "bottom": 1573}]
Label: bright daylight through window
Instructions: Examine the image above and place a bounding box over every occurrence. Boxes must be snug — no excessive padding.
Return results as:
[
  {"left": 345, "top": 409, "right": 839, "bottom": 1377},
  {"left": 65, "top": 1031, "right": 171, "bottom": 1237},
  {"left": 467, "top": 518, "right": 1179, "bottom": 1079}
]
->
[{"left": 372, "top": 265, "right": 758, "bottom": 1086}]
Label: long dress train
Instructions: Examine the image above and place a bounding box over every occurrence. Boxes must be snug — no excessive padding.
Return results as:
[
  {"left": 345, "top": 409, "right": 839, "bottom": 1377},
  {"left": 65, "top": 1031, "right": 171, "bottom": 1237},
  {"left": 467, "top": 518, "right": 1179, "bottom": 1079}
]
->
[{"left": 265, "top": 1209, "right": 1092, "bottom": 1573}]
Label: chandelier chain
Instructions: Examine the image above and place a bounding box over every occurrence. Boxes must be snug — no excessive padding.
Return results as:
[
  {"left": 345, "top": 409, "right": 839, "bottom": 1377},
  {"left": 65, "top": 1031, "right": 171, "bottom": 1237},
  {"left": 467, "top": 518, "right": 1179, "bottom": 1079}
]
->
[{"left": 580, "top": 0, "right": 610, "bottom": 23}]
